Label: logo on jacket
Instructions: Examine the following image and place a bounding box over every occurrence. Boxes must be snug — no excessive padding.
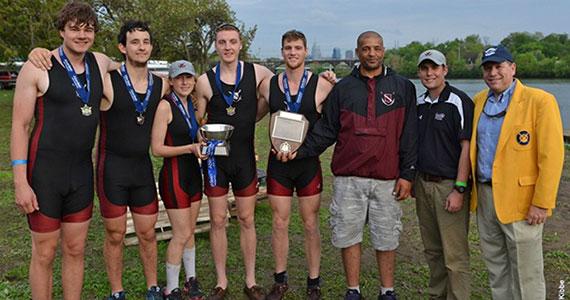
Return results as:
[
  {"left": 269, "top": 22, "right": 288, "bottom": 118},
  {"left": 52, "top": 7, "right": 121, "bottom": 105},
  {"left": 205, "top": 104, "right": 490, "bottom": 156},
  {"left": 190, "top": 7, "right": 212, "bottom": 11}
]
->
[
  {"left": 435, "top": 113, "right": 445, "bottom": 121},
  {"left": 516, "top": 130, "right": 530, "bottom": 145},
  {"left": 382, "top": 93, "right": 394, "bottom": 106}
]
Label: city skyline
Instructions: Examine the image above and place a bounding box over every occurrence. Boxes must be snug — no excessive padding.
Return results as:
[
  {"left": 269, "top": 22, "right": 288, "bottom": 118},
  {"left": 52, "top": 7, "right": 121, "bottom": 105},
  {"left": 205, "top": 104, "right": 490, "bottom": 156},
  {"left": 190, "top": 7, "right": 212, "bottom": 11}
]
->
[{"left": 226, "top": 0, "right": 569, "bottom": 59}]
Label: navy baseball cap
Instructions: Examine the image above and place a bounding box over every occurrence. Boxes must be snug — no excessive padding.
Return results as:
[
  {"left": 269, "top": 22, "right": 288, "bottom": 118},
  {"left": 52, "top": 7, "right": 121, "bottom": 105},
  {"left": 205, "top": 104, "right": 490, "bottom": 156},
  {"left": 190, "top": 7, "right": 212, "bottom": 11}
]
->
[{"left": 481, "top": 45, "right": 514, "bottom": 65}]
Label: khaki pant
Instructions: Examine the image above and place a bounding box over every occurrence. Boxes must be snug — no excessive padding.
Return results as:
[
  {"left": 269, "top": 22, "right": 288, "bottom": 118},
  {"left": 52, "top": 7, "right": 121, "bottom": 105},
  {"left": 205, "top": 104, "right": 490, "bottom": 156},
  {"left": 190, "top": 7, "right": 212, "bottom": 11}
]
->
[
  {"left": 414, "top": 176, "right": 471, "bottom": 300},
  {"left": 477, "top": 183, "right": 545, "bottom": 300}
]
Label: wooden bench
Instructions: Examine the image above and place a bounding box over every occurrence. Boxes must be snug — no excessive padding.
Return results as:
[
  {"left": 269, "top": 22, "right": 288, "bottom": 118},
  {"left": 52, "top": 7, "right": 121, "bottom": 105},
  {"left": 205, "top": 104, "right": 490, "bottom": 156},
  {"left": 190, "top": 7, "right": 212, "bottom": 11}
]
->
[{"left": 124, "top": 186, "right": 267, "bottom": 246}]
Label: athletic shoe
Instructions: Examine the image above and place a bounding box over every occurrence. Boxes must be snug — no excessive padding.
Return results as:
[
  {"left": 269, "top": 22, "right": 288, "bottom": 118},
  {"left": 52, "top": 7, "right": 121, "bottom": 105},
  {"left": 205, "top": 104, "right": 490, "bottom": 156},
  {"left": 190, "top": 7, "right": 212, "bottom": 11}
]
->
[
  {"left": 243, "top": 284, "right": 266, "bottom": 300},
  {"left": 108, "top": 291, "right": 126, "bottom": 300},
  {"left": 266, "top": 282, "right": 288, "bottom": 300},
  {"left": 344, "top": 289, "right": 362, "bottom": 300},
  {"left": 307, "top": 285, "right": 322, "bottom": 300},
  {"left": 208, "top": 286, "right": 227, "bottom": 300},
  {"left": 164, "top": 288, "right": 183, "bottom": 300},
  {"left": 378, "top": 290, "right": 398, "bottom": 300},
  {"left": 184, "top": 277, "right": 205, "bottom": 300},
  {"left": 146, "top": 286, "right": 164, "bottom": 300}
]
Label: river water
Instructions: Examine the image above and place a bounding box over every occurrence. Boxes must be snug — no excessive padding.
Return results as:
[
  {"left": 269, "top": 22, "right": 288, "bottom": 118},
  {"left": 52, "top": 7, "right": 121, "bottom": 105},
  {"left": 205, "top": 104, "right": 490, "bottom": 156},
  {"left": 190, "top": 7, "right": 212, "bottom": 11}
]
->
[{"left": 411, "top": 79, "right": 570, "bottom": 129}]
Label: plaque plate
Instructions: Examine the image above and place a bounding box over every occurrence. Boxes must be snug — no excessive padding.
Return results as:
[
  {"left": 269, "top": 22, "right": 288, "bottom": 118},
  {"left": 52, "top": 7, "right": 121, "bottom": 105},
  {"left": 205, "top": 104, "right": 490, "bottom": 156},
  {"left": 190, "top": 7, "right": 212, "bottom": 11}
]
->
[{"left": 270, "top": 110, "right": 309, "bottom": 153}]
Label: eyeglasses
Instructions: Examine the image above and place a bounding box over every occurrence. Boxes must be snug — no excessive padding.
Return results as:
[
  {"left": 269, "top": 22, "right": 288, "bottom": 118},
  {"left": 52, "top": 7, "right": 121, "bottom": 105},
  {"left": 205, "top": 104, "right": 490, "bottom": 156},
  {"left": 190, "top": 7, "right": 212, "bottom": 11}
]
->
[
  {"left": 482, "top": 97, "right": 507, "bottom": 118},
  {"left": 482, "top": 108, "right": 507, "bottom": 118}
]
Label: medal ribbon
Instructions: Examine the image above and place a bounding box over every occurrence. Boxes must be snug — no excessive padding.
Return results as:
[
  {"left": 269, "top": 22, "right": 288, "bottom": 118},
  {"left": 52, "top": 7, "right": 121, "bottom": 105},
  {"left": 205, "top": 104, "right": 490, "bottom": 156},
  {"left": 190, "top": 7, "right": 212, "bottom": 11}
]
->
[
  {"left": 171, "top": 92, "right": 199, "bottom": 141},
  {"left": 120, "top": 63, "right": 154, "bottom": 114},
  {"left": 59, "top": 47, "right": 90, "bottom": 105},
  {"left": 205, "top": 140, "right": 222, "bottom": 187},
  {"left": 215, "top": 61, "right": 242, "bottom": 109},
  {"left": 282, "top": 70, "right": 308, "bottom": 113}
]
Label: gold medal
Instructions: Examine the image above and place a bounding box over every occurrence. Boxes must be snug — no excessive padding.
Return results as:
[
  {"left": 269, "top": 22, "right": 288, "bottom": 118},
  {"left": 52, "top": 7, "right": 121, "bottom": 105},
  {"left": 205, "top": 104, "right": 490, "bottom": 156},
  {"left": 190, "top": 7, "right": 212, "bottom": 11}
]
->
[
  {"left": 136, "top": 114, "right": 145, "bottom": 125},
  {"left": 226, "top": 106, "right": 236, "bottom": 116},
  {"left": 80, "top": 104, "right": 92, "bottom": 116}
]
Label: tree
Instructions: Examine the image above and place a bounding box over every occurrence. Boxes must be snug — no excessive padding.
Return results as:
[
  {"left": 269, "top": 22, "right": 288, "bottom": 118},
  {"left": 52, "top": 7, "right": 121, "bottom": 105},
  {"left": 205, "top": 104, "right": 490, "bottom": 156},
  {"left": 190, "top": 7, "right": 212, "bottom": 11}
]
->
[
  {"left": 90, "top": 0, "right": 257, "bottom": 73},
  {"left": 0, "top": 0, "right": 257, "bottom": 74},
  {"left": 500, "top": 32, "right": 543, "bottom": 54},
  {"left": 183, "top": 0, "right": 256, "bottom": 73},
  {"left": 0, "top": 0, "right": 67, "bottom": 61}
]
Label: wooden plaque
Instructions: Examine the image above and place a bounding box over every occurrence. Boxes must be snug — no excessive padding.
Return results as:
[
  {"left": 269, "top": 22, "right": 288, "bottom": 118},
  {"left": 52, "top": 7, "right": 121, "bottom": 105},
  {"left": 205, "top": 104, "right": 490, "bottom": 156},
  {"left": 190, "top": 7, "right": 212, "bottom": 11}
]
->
[{"left": 270, "top": 110, "right": 309, "bottom": 153}]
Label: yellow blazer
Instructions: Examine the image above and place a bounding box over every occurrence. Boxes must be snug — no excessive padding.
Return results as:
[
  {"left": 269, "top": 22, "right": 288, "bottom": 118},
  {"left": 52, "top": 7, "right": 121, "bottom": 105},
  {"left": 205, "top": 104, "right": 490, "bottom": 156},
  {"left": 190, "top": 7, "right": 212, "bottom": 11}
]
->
[{"left": 469, "top": 79, "right": 564, "bottom": 224}]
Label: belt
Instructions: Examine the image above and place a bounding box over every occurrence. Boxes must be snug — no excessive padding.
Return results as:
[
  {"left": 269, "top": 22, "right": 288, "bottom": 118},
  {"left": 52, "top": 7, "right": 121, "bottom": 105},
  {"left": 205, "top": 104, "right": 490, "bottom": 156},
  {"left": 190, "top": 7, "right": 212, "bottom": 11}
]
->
[{"left": 420, "top": 172, "right": 447, "bottom": 182}]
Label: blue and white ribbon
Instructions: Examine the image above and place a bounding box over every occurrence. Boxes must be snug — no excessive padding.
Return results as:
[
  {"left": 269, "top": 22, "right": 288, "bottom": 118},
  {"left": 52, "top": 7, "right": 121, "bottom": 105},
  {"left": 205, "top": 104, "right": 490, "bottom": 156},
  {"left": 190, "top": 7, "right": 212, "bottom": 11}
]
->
[
  {"left": 282, "top": 70, "right": 308, "bottom": 113},
  {"left": 215, "top": 61, "right": 242, "bottom": 108},
  {"left": 59, "top": 47, "right": 90, "bottom": 105},
  {"left": 171, "top": 92, "right": 199, "bottom": 141},
  {"left": 205, "top": 140, "right": 222, "bottom": 187},
  {"left": 120, "top": 63, "right": 154, "bottom": 114}
]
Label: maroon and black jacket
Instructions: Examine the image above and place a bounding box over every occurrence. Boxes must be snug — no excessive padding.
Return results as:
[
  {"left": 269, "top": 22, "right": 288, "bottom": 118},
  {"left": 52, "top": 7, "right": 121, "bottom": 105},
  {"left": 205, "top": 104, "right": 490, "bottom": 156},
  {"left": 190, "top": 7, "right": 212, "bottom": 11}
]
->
[{"left": 296, "top": 66, "right": 418, "bottom": 181}]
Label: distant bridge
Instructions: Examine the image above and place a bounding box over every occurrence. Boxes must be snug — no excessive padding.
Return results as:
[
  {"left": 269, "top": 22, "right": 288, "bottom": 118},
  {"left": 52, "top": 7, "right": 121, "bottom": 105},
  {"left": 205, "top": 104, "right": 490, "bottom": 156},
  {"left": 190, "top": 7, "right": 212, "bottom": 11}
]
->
[{"left": 250, "top": 58, "right": 358, "bottom": 72}]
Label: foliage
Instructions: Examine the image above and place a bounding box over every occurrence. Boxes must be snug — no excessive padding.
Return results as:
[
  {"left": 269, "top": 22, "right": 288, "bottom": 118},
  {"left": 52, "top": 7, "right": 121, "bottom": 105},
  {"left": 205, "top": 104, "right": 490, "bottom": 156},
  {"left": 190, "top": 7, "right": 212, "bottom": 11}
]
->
[
  {"left": 0, "top": 0, "right": 68, "bottom": 62},
  {"left": 90, "top": 0, "right": 257, "bottom": 73},
  {"left": 385, "top": 32, "right": 570, "bottom": 79},
  {"left": 0, "top": 0, "right": 257, "bottom": 73}
]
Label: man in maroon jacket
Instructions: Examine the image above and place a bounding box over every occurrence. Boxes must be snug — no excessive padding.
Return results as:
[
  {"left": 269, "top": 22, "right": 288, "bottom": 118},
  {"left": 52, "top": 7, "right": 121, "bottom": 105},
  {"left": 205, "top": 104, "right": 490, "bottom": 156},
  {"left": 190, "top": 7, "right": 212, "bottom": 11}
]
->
[{"left": 278, "top": 31, "right": 417, "bottom": 300}]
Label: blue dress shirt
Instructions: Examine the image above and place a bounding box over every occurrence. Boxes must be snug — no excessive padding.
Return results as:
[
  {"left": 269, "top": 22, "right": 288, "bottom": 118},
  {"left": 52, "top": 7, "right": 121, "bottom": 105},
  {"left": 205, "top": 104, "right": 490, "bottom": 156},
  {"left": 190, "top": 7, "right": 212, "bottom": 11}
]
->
[{"left": 476, "top": 81, "right": 516, "bottom": 182}]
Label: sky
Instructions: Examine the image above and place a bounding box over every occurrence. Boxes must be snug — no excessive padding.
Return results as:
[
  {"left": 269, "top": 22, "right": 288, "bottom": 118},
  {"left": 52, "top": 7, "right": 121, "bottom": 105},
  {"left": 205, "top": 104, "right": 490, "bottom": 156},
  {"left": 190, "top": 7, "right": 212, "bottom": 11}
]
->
[{"left": 226, "top": 0, "right": 569, "bottom": 58}]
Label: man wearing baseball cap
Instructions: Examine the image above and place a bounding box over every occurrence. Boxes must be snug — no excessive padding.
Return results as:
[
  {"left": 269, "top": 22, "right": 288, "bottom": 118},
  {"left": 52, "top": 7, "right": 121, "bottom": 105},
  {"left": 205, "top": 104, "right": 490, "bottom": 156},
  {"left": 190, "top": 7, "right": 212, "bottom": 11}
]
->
[
  {"left": 414, "top": 49, "right": 474, "bottom": 299},
  {"left": 470, "top": 45, "right": 564, "bottom": 299}
]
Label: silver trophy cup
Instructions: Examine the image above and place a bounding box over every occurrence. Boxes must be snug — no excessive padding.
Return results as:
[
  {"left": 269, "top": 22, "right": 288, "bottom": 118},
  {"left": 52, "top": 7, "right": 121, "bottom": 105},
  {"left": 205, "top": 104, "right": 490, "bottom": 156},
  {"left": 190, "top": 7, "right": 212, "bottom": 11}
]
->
[{"left": 200, "top": 124, "right": 234, "bottom": 156}]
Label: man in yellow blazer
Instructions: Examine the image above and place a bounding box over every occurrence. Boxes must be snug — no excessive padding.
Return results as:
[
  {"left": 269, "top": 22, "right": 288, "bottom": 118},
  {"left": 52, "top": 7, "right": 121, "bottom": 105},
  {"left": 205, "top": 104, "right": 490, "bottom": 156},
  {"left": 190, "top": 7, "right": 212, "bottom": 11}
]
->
[{"left": 470, "top": 45, "right": 564, "bottom": 300}]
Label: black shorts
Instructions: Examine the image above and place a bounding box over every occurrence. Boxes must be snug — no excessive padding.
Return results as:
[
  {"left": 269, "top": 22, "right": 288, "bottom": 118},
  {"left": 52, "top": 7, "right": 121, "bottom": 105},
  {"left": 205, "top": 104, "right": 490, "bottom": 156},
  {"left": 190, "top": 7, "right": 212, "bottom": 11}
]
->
[
  {"left": 27, "top": 150, "right": 94, "bottom": 232},
  {"left": 96, "top": 152, "right": 158, "bottom": 218},
  {"left": 267, "top": 155, "right": 322, "bottom": 197},
  {"left": 159, "top": 154, "right": 202, "bottom": 209},
  {"left": 202, "top": 151, "right": 258, "bottom": 197}
]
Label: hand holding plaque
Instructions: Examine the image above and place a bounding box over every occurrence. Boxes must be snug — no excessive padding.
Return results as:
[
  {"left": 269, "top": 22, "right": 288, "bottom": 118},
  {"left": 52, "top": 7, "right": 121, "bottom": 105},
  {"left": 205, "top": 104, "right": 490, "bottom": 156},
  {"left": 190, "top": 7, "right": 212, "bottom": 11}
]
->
[{"left": 270, "top": 110, "right": 309, "bottom": 155}]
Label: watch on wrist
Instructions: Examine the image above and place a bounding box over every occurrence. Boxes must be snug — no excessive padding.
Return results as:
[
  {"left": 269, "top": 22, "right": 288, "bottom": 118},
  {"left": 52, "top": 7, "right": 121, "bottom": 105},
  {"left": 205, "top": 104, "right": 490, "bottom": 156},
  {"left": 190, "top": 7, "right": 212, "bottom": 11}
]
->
[{"left": 453, "top": 184, "right": 466, "bottom": 194}]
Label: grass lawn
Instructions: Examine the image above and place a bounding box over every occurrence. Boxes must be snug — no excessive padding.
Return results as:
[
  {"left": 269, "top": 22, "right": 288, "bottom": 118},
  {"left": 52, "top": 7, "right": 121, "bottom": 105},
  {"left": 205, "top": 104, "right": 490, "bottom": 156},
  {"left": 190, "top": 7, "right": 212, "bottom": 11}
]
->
[{"left": 0, "top": 89, "right": 568, "bottom": 299}]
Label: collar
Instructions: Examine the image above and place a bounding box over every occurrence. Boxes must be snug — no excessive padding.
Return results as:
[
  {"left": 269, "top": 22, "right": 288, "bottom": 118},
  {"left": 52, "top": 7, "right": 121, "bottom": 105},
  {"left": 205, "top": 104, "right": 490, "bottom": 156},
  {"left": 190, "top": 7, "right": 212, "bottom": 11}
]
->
[
  {"left": 351, "top": 64, "right": 390, "bottom": 81},
  {"left": 421, "top": 81, "right": 451, "bottom": 104},
  {"left": 486, "top": 80, "right": 516, "bottom": 103}
]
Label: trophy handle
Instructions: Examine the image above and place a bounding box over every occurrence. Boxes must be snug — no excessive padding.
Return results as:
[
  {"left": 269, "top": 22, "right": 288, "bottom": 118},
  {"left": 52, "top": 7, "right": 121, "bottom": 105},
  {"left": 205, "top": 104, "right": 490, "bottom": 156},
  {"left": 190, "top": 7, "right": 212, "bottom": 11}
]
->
[{"left": 198, "top": 128, "right": 206, "bottom": 142}]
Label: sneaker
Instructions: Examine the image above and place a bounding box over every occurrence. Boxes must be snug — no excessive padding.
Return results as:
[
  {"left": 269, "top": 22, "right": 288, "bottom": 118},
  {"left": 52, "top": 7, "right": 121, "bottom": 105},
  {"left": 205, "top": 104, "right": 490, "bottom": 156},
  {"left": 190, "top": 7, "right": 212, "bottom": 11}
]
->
[
  {"left": 345, "top": 289, "right": 362, "bottom": 300},
  {"left": 108, "top": 291, "right": 126, "bottom": 300},
  {"left": 378, "top": 290, "right": 398, "bottom": 300},
  {"left": 208, "top": 286, "right": 227, "bottom": 300},
  {"left": 146, "top": 286, "right": 164, "bottom": 300},
  {"left": 164, "top": 288, "right": 183, "bottom": 300},
  {"left": 307, "top": 285, "right": 321, "bottom": 300},
  {"left": 266, "top": 282, "right": 288, "bottom": 300},
  {"left": 243, "top": 284, "right": 266, "bottom": 300},
  {"left": 184, "top": 277, "right": 205, "bottom": 300}
]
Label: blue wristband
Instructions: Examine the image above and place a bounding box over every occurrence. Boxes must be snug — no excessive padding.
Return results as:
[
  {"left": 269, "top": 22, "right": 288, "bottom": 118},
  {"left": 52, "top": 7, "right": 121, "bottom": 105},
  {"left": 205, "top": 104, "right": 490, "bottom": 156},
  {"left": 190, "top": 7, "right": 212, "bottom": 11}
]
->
[{"left": 11, "top": 159, "right": 28, "bottom": 166}]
